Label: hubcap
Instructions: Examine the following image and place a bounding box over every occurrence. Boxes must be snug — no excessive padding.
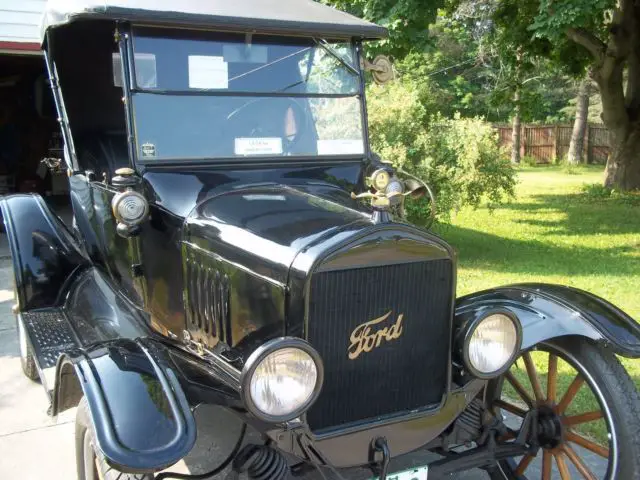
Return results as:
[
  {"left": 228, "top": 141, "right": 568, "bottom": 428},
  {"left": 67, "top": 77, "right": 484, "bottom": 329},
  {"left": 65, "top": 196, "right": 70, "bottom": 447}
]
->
[
  {"left": 535, "top": 405, "right": 564, "bottom": 450},
  {"left": 493, "top": 344, "right": 614, "bottom": 479}
]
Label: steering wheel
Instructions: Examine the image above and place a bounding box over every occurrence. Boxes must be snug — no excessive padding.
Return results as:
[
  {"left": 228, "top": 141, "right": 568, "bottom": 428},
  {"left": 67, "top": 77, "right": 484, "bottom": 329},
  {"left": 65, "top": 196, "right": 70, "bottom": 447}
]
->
[{"left": 226, "top": 98, "right": 309, "bottom": 155}]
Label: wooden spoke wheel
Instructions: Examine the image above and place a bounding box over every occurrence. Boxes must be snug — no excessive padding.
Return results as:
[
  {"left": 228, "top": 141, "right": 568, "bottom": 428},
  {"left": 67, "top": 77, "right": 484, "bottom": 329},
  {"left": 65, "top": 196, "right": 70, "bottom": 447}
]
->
[{"left": 487, "top": 338, "right": 640, "bottom": 480}]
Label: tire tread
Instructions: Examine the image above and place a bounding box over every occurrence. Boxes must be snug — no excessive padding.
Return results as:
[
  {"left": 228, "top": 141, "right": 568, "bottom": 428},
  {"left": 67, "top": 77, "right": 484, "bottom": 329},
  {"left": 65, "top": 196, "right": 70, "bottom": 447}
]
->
[{"left": 76, "top": 398, "right": 154, "bottom": 480}]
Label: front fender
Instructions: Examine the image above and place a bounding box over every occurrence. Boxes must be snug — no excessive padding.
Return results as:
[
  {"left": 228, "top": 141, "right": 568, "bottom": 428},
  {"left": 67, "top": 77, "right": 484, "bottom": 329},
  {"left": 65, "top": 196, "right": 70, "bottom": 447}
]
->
[
  {"left": 0, "top": 194, "right": 87, "bottom": 310},
  {"left": 455, "top": 283, "right": 640, "bottom": 358},
  {"left": 52, "top": 339, "right": 197, "bottom": 473}
]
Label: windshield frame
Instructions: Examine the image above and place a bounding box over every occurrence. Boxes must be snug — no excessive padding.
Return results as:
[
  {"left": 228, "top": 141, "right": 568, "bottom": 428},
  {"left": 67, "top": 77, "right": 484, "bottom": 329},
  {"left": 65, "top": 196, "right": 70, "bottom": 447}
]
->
[{"left": 120, "top": 25, "right": 371, "bottom": 166}]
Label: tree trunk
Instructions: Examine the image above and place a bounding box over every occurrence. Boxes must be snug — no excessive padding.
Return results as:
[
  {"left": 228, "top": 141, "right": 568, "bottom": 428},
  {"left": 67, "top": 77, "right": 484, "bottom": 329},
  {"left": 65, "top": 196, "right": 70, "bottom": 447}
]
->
[
  {"left": 511, "top": 87, "right": 521, "bottom": 164},
  {"left": 604, "top": 125, "right": 640, "bottom": 190},
  {"left": 567, "top": 78, "right": 591, "bottom": 164}
]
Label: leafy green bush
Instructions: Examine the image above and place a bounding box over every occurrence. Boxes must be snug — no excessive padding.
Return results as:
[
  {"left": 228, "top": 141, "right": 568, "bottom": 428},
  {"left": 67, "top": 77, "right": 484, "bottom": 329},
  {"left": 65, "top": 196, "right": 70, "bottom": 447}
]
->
[
  {"left": 521, "top": 155, "right": 539, "bottom": 167},
  {"left": 581, "top": 183, "right": 640, "bottom": 205},
  {"left": 367, "top": 80, "right": 517, "bottom": 223}
]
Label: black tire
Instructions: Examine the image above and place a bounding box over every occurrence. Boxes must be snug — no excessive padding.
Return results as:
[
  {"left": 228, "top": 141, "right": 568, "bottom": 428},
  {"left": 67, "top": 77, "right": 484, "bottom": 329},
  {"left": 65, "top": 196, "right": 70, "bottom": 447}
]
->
[
  {"left": 16, "top": 315, "right": 39, "bottom": 382},
  {"left": 76, "top": 397, "right": 154, "bottom": 480},
  {"left": 487, "top": 337, "right": 640, "bottom": 480}
]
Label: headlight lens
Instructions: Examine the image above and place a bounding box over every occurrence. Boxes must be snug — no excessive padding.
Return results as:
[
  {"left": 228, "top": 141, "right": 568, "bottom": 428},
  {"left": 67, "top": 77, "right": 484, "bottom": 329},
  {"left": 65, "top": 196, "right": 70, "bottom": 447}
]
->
[
  {"left": 248, "top": 347, "right": 319, "bottom": 419},
  {"left": 466, "top": 313, "right": 519, "bottom": 376},
  {"left": 112, "top": 191, "right": 148, "bottom": 225},
  {"left": 371, "top": 169, "right": 390, "bottom": 191}
]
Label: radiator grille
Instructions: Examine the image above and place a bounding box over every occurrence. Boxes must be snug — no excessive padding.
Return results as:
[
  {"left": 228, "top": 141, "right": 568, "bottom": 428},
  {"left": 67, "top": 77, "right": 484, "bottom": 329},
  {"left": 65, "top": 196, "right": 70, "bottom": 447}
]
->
[
  {"left": 184, "top": 249, "right": 230, "bottom": 346},
  {"left": 306, "top": 259, "right": 453, "bottom": 432}
]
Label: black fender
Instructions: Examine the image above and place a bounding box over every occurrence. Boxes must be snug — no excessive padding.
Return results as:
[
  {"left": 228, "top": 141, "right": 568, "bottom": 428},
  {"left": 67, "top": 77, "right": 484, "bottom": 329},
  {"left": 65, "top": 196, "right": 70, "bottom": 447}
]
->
[
  {"left": 52, "top": 338, "right": 197, "bottom": 473},
  {"left": 455, "top": 283, "right": 640, "bottom": 358},
  {"left": 0, "top": 194, "right": 87, "bottom": 311}
]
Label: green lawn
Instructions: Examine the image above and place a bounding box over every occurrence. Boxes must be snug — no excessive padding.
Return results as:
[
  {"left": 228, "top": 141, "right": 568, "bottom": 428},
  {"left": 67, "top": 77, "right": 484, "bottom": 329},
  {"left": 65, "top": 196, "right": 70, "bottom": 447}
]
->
[{"left": 433, "top": 165, "right": 640, "bottom": 444}]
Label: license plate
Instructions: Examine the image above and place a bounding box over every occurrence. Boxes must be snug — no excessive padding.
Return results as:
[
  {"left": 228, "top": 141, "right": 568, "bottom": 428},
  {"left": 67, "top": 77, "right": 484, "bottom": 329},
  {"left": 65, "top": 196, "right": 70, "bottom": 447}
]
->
[{"left": 370, "top": 466, "right": 429, "bottom": 480}]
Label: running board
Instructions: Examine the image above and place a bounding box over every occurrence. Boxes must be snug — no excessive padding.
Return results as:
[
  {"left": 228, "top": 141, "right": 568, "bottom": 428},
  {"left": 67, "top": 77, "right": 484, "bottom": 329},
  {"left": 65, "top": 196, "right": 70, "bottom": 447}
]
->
[{"left": 19, "top": 309, "right": 81, "bottom": 400}]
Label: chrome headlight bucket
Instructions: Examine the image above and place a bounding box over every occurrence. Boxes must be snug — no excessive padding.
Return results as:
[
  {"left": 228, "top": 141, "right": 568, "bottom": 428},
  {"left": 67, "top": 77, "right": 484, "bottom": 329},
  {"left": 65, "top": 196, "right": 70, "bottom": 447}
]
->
[
  {"left": 460, "top": 311, "right": 522, "bottom": 379},
  {"left": 240, "top": 338, "right": 324, "bottom": 423}
]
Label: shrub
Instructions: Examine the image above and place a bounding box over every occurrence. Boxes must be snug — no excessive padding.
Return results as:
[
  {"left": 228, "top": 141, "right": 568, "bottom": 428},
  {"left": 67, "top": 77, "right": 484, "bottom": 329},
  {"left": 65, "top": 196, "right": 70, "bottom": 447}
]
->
[
  {"left": 367, "top": 80, "right": 517, "bottom": 223},
  {"left": 581, "top": 183, "right": 640, "bottom": 205},
  {"left": 521, "top": 155, "right": 539, "bottom": 167}
]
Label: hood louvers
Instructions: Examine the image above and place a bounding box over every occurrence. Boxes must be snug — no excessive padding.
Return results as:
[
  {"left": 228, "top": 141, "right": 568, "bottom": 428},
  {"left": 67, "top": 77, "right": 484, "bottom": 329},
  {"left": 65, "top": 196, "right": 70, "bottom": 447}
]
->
[{"left": 184, "top": 246, "right": 230, "bottom": 347}]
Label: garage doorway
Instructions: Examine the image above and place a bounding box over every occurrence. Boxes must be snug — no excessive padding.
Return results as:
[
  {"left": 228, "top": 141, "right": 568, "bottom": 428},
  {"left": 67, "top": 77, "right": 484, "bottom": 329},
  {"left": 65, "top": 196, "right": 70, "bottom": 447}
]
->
[{"left": 0, "top": 52, "right": 71, "bottom": 256}]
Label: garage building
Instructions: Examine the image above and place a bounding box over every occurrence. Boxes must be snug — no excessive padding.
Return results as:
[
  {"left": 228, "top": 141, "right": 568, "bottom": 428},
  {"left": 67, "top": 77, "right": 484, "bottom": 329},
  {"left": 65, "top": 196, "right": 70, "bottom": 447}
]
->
[{"left": 0, "top": 0, "right": 67, "bottom": 201}]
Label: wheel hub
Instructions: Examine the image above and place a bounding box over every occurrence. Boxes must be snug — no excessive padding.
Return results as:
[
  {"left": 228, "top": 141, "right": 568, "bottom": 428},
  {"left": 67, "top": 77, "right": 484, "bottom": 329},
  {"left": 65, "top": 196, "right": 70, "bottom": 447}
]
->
[{"left": 535, "top": 405, "right": 564, "bottom": 449}]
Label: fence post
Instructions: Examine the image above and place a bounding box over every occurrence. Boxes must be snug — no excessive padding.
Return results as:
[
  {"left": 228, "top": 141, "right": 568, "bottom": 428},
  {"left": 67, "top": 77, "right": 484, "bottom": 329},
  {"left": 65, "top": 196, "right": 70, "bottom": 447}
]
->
[
  {"left": 584, "top": 124, "right": 591, "bottom": 164},
  {"left": 520, "top": 125, "right": 525, "bottom": 159},
  {"left": 553, "top": 125, "right": 559, "bottom": 162}
]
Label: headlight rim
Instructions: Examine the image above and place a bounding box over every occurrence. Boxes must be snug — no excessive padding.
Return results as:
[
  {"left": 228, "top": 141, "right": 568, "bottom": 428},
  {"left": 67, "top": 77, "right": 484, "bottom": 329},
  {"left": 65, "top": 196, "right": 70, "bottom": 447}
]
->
[
  {"left": 461, "top": 309, "right": 522, "bottom": 380},
  {"left": 240, "top": 337, "right": 324, "bottom": 423}
]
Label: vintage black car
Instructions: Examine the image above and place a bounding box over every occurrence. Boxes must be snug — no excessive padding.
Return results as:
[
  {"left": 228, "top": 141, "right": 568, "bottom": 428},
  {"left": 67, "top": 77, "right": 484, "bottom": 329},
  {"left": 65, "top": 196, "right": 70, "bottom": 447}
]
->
[{"left": 2, "top": 1, "right": 640, "bottom": 479}]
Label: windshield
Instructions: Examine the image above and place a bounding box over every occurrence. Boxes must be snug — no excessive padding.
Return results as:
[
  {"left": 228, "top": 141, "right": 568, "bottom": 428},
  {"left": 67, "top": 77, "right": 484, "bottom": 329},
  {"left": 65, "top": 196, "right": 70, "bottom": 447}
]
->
[{"left": 127, "top": 29, "right": 366, "bottom": 160}]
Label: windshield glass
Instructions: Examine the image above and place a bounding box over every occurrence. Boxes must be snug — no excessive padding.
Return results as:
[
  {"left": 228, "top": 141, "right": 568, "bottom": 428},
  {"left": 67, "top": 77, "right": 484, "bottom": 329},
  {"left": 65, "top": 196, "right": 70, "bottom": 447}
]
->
[{"left": 128, "top": 29, "right": 365, "bottom": 160}]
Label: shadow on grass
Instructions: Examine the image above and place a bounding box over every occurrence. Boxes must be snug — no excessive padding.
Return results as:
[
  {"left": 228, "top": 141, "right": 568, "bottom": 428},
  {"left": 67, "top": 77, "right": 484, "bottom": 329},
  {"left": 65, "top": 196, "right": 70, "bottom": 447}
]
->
[
  {"left": 434, "top": 223, "right": 638, "bottom": 278},
  {"left": 502, "top": 193, "right": 640, "bottom": 237}
]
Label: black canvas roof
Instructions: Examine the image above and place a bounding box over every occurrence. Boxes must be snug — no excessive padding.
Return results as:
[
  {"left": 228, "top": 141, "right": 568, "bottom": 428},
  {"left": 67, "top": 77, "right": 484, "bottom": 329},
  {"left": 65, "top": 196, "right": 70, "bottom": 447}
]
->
[{"left": 41, "top": 0, "right": 388, "bottom": 42}]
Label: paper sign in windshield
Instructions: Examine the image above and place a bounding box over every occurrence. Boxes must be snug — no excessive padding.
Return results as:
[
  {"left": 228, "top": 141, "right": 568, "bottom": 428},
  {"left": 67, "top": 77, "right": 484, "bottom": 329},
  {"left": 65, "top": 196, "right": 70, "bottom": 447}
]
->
[
  {"left": 235, "top": 138, "right": 283, "bottom": 156},
  {"left": 188, "top": 56, "right": 229, "bottom": 89},
  {"left": 317, "top": 139, "right": 364, "bottom": 155}
]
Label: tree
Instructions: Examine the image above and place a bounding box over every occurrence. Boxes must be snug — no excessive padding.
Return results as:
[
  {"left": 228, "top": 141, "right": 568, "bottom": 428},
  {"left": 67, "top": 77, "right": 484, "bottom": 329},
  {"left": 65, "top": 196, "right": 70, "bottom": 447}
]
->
[
  {"left": 568, "top": 76, "right": 591, "bottom": 164},
  {"left": 496, "top": 0, "right": 640, "bottom": 190},
  {"left": 321, "top": 0, "right": 443, "bottom": 57}
]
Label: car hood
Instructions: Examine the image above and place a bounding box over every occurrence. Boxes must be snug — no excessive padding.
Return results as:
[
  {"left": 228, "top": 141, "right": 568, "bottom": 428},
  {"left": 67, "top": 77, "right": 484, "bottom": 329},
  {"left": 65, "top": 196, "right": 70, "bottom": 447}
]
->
[{"left": 183, "top": 184, "right": 373, "bottom": 286}]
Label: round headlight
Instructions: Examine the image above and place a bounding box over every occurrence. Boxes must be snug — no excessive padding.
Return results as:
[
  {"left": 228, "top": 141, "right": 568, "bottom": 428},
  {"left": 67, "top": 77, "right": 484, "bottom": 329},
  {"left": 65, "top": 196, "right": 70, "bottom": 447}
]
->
[
  {"left": 464, "top": 312, "right": 521, "bottom": 378},
  {"left": 242, "top": 339, "right": 323, "bottom": 422},
  {"left": 112, "top": 191, "right": 149, "bottom": 226},
  {"left": 371, "top": 169, "right": 390, "bottom": 191}
]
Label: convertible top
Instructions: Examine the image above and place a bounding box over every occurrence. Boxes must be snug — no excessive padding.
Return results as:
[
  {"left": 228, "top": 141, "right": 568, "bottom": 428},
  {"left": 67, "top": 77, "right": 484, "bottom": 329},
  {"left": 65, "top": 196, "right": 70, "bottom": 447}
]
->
[{"left": 41, "top": 0, "right": 388, "bottom": 43}]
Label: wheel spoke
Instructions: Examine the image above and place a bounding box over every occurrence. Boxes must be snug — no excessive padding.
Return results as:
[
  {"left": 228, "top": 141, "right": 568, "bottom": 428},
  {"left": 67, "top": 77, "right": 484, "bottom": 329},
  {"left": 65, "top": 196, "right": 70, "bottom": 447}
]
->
[
  {"left": 494, "top": 399, "right": 528, "bottom": 417},
  {"left": 563, "top": 410, "right": 604, "bottom": 426},
  {"left": 547, "top": 353, "right": 558, "bottom": 403},
  {"left": 557, "top": 374, "right": 585, "bottom": 414},
  {"left": 506, "top": 371, "right": 534, "bottom": 408},
  {"left": 563, "top": 444, "right": 597, "bottom": 480},
  {"left": 554, "top": 452, "right": 571, "bottom": 480},
  {"left": 515, "top": 454, "right": 535, "bottom": 475},
  {"left": 522, "top": 352, "right": 544, "bottom": 402},
  {"left": 541, "top": 451, "right": 552, "bottom": 480},
  {"left": 566, "top": 430, "right": 609, "bottom": 458}
]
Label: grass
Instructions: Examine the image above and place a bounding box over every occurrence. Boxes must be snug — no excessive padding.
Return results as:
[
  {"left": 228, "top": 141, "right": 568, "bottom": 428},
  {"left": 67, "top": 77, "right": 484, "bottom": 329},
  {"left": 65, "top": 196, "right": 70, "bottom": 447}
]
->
[{"left": 433, "top": 165, "right": 640, "bottom": 444}]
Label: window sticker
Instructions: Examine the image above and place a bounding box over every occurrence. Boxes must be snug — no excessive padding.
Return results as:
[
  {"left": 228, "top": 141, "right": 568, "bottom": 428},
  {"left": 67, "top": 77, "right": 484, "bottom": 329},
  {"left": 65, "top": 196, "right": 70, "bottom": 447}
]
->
[
  {"left": 235, "top": 138, "right": 283, "bottom": 156},
  {"left": 317, "top": 139, "right": 364, "bottom": 155},
  {"left": 112, "top": 53, "right": 157, "bottom": 88},
  {"left": 140, "top": 143, "right": 157, "bottom": 158},
  {"left": 188, "top": 56, "right": 229, "bottom": 89}
]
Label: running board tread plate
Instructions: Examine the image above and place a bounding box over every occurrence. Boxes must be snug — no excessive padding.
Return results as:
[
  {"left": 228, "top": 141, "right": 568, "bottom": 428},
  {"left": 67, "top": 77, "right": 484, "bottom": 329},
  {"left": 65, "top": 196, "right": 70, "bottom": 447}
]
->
[{"left": 21, "top": 310, "right": 80, "bottom": 393}]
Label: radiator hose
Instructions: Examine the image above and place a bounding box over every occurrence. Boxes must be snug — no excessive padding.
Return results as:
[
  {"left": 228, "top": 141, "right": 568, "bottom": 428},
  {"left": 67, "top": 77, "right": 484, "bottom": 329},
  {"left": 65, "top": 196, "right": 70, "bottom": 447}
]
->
[{"left": 233, "top": 444, "right": 289, "bottom": 480}]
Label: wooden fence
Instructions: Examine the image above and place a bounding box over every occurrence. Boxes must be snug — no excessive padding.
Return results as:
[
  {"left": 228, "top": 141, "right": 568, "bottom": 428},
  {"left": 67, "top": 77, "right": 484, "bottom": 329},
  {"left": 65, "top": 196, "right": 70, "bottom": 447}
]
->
[{"left": 494, "top": 123, "right": 611, "bottom": 164}]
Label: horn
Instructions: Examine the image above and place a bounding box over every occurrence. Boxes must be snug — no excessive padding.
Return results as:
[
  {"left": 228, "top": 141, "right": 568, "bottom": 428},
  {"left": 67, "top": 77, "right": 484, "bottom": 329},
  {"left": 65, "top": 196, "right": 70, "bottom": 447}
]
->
[{"left": 404, "top": 178, "right": 427, "bottom": 199}]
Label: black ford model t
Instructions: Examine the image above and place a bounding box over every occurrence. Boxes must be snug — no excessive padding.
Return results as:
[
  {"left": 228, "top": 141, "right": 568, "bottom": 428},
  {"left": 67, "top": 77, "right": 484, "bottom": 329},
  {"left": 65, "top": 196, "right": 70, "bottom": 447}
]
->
[{"left": 3, "top": 1, "right": 640, "bottom": 479}]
